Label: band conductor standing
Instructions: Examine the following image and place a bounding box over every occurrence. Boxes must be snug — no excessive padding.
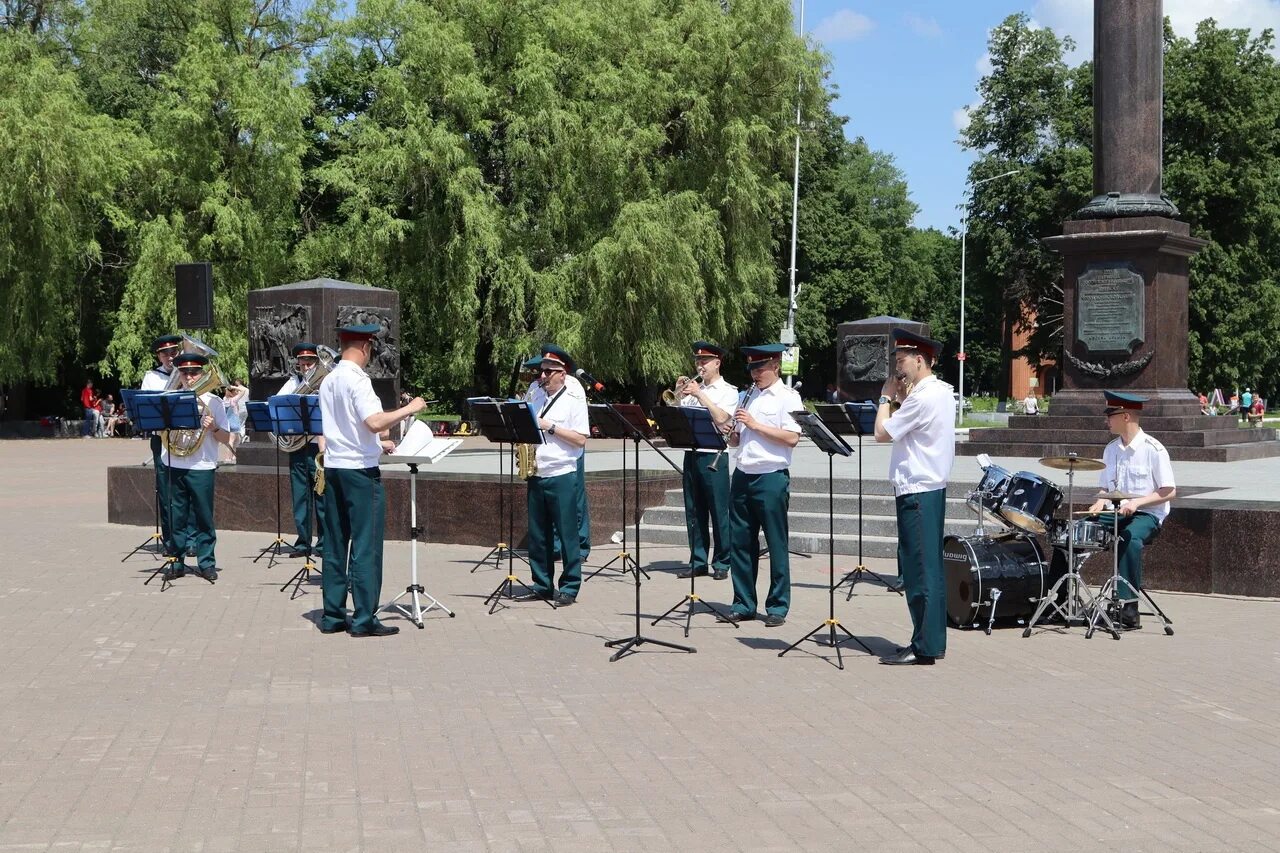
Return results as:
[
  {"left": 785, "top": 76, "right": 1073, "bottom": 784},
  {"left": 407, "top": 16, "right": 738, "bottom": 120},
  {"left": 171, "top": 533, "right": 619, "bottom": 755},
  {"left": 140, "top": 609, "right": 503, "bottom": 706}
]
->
[
  {"left": 719, "top": 343, "right": 803, "bottom": 628},
  {"left": 318, "top": 323, "right": 426, "bottom": 637},
  {"left": 874, "top": 329, "right": 955, "bottom": 666},
  {"left": 677, "top": 341, "right": 737, "bottom": 580}
]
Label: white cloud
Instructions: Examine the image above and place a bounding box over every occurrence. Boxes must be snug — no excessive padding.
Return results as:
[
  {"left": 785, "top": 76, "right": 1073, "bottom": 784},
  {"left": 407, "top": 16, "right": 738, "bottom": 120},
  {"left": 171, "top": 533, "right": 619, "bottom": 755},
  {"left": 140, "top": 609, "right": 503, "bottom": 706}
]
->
[
  {"left": 1034, "top": 0, "right": 1280, "bottom": 60},
  {"left": 905, "top": 13, "right": 942, "bottom": 38},
  {"left": 811, "top": 9, "right": 875, "bottom": 44},
  {"left": 953, "top": 102, "right": 978, "bottom": 132},
  {"left": 975, "top": 51, "right": 993, "bottom": 76}
]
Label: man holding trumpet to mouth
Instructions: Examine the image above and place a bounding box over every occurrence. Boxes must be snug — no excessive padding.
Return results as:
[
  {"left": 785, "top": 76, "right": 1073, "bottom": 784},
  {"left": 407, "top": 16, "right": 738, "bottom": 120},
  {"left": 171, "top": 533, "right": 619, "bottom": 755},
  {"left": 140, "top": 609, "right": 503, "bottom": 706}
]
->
[{"left": 674, "top": 341, "right": 739, "bottom": 581}]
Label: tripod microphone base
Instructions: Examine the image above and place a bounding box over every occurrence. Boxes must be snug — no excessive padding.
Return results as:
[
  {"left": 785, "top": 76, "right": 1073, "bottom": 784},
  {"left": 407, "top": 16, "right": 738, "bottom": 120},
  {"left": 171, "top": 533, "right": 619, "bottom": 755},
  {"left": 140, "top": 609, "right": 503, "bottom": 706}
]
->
[
  {"left": 779, "top": 617, "right": 873, "bottom": 670},
  {"left": 604, "top": 633, "right": 695, "bottom": 662},
  {"left": 651, "top": 592, "right": 737, "bottom": 638},
  {"left": 381, "top": 583, "right": 454, "bottom": 628}
]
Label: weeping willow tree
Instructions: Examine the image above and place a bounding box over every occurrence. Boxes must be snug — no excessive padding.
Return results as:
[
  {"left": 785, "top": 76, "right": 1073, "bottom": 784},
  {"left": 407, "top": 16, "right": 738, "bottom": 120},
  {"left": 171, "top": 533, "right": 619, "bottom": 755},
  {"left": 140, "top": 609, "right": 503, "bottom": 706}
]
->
[{"left": 297, "top": 0, "right": 824, "bottom": 392}]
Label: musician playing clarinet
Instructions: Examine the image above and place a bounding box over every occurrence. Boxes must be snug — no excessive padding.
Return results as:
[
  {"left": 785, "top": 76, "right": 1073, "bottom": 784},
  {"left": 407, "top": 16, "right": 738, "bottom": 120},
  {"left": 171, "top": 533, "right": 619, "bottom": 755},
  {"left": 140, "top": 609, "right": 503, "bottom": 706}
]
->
[{"left": 874, "top": 329, "right": 955, "bottom": 666}]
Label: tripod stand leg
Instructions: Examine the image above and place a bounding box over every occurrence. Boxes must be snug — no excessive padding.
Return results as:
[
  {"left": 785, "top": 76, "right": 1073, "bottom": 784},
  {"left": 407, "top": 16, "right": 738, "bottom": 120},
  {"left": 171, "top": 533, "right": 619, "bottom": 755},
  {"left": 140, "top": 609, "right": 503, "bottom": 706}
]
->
[
  {"left": 604, "top": 634, "right": 696, "bottom": 662},
  {"left": 1085, "top": 578, "right": 1122, "bottom": 640},
  {"left": 122, "top": 531, "right": 164, "bottom": 563},
  {"left": 1139, "top": 587, "right": 1174, "bottom": 636}
]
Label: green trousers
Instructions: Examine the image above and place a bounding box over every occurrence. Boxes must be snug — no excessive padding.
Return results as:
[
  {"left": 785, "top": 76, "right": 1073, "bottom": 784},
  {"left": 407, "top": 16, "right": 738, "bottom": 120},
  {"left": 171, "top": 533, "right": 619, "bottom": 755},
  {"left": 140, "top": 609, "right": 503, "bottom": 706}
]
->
[
  {"left": 1095, "top": 511, "right": 1159, "bottom": 601},
  {"left": 321, "top": 467, "right": 386, "bottom": 633},
  {"left": 288, "top": 443, "right": 325, "bottom": 552},
  {"left": 167, "top": 467, "right": 217, "bottom": 571},
  {"left": 728, "top": 469, "right": 791, "bottom": 617},
  {"left": 527, "top": 471, "right": 582, "bottom": 599},
  {"left": 896, "top": 489, "right": 947, "bottom": 658},
  {"left": 683, "top": 450, "right": 731, "bottom": 573},
  {"left": 552, "top": 454, "right": 591, "bottom": 561}
]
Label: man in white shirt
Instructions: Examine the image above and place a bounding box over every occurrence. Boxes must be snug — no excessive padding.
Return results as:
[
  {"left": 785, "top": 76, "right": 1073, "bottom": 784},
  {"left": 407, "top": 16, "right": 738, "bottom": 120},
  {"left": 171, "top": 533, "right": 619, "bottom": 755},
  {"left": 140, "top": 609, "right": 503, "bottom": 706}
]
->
[
  {"left": 526, "top": 356, "right": 591, "bottom": 565},
  {"left": 524, "top": 345, "right": 591, "bottom": 607},
  {"left": 159, "top": 352, "right": 232, "bottom": 582},
  {"left": 1085, "top": 391, "right": 1176, "bottom": 629},
  {"left": 676, "top": 341, "right": 738, "bottom": 580},
  {"left": 874, "top": 329, "right": 956, "bottom": 665},
  {"left": 318, "top": 324, "right": 426, "bottom": 637},
  {"left": 1023, "top": 392, "right": 1040, "bottom": 415},
  {"left": 142, "top": 334, "right": 182, "bottom": 548},
  {"left": 277, "top": 342, "right": 326, "bottom": 558},
  {"left": 718, "top": 343, "right": 803, "bottom": 628}
]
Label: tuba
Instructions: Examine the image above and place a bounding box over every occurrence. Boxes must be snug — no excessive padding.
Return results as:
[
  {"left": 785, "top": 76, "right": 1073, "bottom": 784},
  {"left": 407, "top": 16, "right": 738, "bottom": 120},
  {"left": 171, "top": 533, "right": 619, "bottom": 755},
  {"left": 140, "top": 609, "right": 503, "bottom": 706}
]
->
[
  {"left": 276, "top": 345, "right": 337, "bottom": 453},
  {"left": 163, "top": 336, "right": 227, "bottom": 457}
]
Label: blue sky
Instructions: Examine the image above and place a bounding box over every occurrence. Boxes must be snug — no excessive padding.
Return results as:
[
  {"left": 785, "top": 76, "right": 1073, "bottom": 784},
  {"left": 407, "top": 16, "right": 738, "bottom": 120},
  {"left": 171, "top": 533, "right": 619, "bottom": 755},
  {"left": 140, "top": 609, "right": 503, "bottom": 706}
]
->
[{"left": 801, "top": 0, "right": 1280, "bottom": 232}]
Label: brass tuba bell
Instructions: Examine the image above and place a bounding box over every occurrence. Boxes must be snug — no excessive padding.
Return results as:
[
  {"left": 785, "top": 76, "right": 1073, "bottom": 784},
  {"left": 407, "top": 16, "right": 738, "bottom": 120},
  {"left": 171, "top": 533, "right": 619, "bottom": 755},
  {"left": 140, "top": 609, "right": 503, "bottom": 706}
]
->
[
  {"left": 163, "top": 336, "right": 227, "bottom": 457},
  {"left": 276, "top": 345, "right": 337, "bottom": 453}
]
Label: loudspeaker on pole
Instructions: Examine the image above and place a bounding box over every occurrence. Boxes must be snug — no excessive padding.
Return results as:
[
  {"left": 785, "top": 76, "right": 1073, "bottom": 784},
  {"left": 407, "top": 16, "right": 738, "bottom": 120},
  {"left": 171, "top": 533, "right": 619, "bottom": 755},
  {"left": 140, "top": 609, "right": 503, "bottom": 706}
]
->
[{"left": 175, "top": 262, "right": 213, "bottom": 329}]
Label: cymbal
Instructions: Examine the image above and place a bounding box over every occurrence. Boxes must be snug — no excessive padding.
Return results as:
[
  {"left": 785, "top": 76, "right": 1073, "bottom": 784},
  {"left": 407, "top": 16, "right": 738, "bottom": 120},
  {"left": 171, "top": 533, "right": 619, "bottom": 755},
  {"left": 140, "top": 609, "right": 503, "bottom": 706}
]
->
[
  {"left": 1039, "top": 455, "right": 1105, "bottom": 472},
  {"left": 1097, "top": 489, "right": 1142, "bottom": 501}
]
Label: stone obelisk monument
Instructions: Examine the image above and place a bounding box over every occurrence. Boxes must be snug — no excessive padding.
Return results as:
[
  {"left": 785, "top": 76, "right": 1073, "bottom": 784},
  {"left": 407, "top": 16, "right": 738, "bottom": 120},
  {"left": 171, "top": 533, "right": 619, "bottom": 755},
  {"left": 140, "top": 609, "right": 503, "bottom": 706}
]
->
[{"left": 962, "top": 0, "right": 1279, "bottom": 461}]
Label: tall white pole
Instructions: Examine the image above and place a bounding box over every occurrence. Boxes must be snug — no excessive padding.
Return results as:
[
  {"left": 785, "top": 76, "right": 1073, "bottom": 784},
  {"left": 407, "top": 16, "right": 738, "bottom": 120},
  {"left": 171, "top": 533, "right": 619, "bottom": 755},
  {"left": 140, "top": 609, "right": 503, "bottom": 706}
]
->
[
  {"left": 956, "top": 169, "right": 1019, "bottom": 426},
  {"left": 784, "top": 0, "right": 804, "bottom": 388}
]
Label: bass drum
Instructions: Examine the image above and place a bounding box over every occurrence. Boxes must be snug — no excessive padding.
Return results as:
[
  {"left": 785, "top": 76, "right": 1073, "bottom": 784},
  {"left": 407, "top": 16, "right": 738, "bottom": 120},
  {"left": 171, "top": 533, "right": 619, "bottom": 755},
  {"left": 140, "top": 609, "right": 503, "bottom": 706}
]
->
[{"left": 944, "top": 535, "right": 1061, "bottom": 627}]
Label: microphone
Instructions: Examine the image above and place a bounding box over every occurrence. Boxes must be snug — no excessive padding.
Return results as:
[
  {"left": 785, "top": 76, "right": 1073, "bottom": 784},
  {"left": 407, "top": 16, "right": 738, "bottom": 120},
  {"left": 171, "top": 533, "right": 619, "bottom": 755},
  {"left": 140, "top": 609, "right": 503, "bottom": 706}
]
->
[{"left": 575, "top": 368, "right": 604, "bottom": 392}]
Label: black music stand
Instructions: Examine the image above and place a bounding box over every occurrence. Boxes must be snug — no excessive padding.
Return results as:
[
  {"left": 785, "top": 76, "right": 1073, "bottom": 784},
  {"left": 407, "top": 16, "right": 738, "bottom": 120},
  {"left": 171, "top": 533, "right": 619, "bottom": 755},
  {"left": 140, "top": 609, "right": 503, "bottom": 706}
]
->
[
  {"left": 119, "top": 390, "right": 164, "bottom": 562},
  {"left": 483, "top": 400, "right": 556, "bottom": 613},
  {"left": 269, "top": 394, "right": 323, "bottom": 599},
  {"left": 828, "top": 402, "right": 903, "bottom": 597},
  {"left": 577, "top": 396, "right": 693, "bottom": 662},
  {"left": 585, "top": 404, "right": 650, "bottom": 583},
  {"left": 134, "top": 391, "right": 203, "bottom": 590},
  {"left": 467, "top": 398, "right": 529, "bottom": 574},
  {"left": 245, "top": 401, "right": 290, "bottom": 567},
  {"left": 649, "top": 406, "right": 737, "bottom": 635},
  {"left": 779, "top": 411, "right": 873, "bottom": 669}
]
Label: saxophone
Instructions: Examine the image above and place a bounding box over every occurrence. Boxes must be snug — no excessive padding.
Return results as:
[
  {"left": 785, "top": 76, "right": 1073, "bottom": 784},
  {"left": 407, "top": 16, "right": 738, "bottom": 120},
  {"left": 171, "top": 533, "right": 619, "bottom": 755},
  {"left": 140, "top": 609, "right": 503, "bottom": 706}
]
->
[{"left": 516, "top": 442, "right": 538, "bottom": 480}]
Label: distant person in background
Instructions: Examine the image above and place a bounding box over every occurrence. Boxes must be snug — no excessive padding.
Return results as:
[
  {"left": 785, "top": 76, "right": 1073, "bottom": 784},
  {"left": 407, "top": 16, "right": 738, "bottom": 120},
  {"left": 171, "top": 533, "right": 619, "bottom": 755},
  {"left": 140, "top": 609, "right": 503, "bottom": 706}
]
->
[
  {"left": 79, "top": 379, "right": 102, "bottom": 438},
  {"left": 825, "top": 383, "right": 839, "bottom": 403},
  {"left": 1241, "top": 388, "right": 1253, "bottom": 423},
  {"left": 1198, "top": 392, "right": 1209, "bottom": 414},
  {"left": 220, "top": 381, "right": 249, "bottom": 463},
  {"left": 1023, "top": 392, "right": 1040, "bottom": 415},
  {"left": 1229, "top": 393, "right": 1239, "bottom": 413},
  {"left": 101, "top": 394, "right": 119, "bottom": 437},
  {"left": 1249, "top": 395, "right": 1265, "bottom": 426}
]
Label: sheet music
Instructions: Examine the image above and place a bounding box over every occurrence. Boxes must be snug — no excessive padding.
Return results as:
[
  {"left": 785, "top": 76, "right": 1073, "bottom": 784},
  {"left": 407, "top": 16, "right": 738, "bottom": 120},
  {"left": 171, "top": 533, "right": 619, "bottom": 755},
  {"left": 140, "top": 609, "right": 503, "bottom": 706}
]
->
[{"left": 388, "top": 420, "right": 461, "bottom": 462}]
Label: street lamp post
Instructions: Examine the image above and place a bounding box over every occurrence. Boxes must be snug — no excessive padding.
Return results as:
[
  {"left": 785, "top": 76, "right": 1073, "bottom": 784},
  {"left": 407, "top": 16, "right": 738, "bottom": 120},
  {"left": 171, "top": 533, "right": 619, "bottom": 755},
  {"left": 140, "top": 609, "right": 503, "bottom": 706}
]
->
[
  {"left": 783, "top": 0, "right": 805, "bottom": 388},
  {"left": 957, "top": 169, "right": 1019, "bottom": 425}
]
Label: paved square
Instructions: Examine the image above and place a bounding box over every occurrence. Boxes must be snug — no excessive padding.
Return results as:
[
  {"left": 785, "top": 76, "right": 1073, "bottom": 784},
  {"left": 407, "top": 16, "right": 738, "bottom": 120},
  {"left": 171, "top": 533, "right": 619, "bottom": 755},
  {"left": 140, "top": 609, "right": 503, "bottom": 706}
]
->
[{"left": 2, "top": 440, "right": 1279, "bottom": 852}]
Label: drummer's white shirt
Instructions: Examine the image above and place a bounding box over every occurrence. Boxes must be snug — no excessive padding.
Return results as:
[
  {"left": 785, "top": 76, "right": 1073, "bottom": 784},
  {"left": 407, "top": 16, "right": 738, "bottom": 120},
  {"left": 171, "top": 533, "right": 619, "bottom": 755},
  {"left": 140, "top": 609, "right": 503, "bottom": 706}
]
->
[
  {"left": 1099, "top": 429, "right": 1175, "bottom": 524},
  {"left": 320, "top": 360, "right": 385, "bottom": 469},
  {"left": 883, "top": 374, "right": 956, "bottom": 496}
]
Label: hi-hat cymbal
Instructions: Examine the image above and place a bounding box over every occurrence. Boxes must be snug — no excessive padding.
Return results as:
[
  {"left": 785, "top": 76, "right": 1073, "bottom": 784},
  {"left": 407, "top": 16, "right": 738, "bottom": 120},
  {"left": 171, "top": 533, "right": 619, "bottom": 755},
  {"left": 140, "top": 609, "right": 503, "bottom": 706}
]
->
[
  {"left": 1097, "top": 489, "right": 1142, "bottom": 501},
  {"left": 1039, "top": 454, "right": 1105, "bottom": 472}
]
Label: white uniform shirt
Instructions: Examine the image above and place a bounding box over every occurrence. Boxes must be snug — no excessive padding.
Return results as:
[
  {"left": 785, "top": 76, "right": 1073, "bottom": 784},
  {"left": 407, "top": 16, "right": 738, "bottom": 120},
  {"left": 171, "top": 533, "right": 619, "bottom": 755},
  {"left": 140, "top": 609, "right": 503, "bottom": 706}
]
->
[
  {"left": 680, "top": 376, "right": 739, "bottom": 453},
  {"left": 883, "top": 374, "right": 956, "bottom": 496},
  {"left": 160, "top": 392, "right": 229, "bottom": 471},
  {"left": 1099, "top": 429, "right": 1175, "bottom": 524},
  {"left": 527, "top": 380, "right": 589, "bottom": 479},
  {"left": 734, "top": 380, "right": 803, "bottom": 474},
  {"left": 141, "top": 366, "right": 173, "bottom": 392},
  {"left": 277, "top": 374, "right": 318, "bottom": 446},
  {"left": 319, "top": 360, "right": 385, "bottom": 469}
]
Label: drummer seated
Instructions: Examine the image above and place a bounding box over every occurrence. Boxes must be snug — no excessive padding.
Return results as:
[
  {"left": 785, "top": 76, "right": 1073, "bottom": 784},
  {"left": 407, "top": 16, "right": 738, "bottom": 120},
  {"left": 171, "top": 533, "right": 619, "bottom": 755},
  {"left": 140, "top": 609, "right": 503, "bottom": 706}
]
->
[{"left": 1086, "top": 391, "right": 1177, "bottom": 630}]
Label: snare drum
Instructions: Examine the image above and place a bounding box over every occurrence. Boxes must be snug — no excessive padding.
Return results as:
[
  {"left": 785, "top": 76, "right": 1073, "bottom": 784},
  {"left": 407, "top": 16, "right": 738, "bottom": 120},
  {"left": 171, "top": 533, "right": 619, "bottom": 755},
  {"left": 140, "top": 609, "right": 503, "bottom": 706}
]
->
[
  {"left": 966, "top": 464, "right": 1012, "bottom": 522},
  {"left": 997, "top": 472, "right": 1064, "bottom": 535},
  {"left": 1053, "top": 518, "right": 1112, "bottom": 552}
]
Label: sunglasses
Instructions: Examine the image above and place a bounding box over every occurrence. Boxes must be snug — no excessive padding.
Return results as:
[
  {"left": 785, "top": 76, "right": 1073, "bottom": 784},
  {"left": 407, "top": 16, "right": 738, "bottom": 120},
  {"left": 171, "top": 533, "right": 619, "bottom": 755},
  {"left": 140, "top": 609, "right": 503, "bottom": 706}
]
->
[{"left": 539, "top": 367, "right": 564, "bottom": 375}]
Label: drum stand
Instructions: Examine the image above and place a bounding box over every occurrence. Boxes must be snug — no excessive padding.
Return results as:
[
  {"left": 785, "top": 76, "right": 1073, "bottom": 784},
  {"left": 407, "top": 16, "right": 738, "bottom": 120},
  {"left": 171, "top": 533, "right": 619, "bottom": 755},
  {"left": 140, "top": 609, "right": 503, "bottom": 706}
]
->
[
  {"left": 1023, "top": 462, "right": 1117, "bottom": 638},
  {"left": 1085, "top": 505, "right": 1173, "bottom": 638}
]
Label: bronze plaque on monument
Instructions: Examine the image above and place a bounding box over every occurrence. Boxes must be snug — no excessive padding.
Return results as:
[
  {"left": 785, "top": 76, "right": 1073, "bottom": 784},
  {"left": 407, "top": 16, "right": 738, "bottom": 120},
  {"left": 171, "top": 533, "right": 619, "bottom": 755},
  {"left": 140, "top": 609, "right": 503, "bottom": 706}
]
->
[{"left": 1076, "top": 262, "right": 1145, "bottom": 353}]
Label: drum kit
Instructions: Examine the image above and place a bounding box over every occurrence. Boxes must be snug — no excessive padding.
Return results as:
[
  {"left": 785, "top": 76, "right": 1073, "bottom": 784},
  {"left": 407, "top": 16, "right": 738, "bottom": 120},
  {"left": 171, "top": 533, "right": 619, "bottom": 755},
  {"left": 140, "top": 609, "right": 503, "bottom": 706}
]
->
[{"left": 946, "top": 452, "right": 1173, "bottom": 638}]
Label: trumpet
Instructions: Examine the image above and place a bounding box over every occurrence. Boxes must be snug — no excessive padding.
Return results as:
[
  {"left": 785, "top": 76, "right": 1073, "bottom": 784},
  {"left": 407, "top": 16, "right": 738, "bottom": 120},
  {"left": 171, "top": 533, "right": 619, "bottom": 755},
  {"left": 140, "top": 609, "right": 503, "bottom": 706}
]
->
[{"left": 660, "top": 369, "right": 704, "bottom": 406}]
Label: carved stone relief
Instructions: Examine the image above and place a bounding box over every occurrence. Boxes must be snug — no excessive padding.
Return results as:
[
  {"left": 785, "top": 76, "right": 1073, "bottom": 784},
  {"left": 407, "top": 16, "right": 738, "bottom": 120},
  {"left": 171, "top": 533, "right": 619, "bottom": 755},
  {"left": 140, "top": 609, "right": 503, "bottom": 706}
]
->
[
  {"left": 336, "top": 306, "right": 398, "bottom": 379},
  {"left": 250, "top": 304, "right": 310, "bottom": 379}
]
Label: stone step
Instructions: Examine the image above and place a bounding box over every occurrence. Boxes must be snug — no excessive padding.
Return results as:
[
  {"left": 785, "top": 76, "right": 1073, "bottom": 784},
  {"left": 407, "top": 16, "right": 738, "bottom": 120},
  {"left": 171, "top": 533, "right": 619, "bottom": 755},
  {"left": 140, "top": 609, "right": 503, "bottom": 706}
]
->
[
  {"left": 640, "top": 505, "right": 980, "bottom": 538},
  {"left": 967, "top": 426, "right": 1279, "bottom": 447},
  {"left": 769, "top": 477, "right": 977, "bottom": 498},
  {"left": 958, "top": 440, "right": 1280, "bottom": 463},
  {"left": 656, "top": 488, "right": 972, "bottom": 516},
  {"left": 1005, "top": 414, "right": 1252, "bottom": 431},
  {"left": 637, "top": 522, "right": 907, "bottom": 560}
]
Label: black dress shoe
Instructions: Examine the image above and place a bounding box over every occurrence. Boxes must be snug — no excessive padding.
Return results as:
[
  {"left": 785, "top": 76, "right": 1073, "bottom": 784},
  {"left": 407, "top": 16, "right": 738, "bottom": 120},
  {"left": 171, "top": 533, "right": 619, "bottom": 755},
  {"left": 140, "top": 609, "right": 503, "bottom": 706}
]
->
[
  {"left": 880, "top": 648, "right": 935, "bottom": 666},
  {"left": 1119, "top": 602, "right": 1142, "bottom": 629},
  {"left": 320, "top": 622, "right": 349, "bottom": 634},
  {"left": 894, "top": 645, "right": 945, "bottom": 660},
  {"left": 711, "top": 569, "right": 729, "bottom": 580},
  {"left": 717, "top": 611, "right": 755, "bottom": 625},
  {"left": 199, "top": 567, "right": 217, "bottom": 582},
  {"left": 515, "top": 590, "right": 552, "bottom": 602},
  {"left": 350, "top": 623, "right": 399, "bottom": 638},
  {"left": 554, "top": 592, "right": 576, "bottom": 607},
  {"left": 763, "top": 613, "right": 786, "bottom": 627},
  {"left": 677, "top": 567, "right": 709, "bottom": 579}
]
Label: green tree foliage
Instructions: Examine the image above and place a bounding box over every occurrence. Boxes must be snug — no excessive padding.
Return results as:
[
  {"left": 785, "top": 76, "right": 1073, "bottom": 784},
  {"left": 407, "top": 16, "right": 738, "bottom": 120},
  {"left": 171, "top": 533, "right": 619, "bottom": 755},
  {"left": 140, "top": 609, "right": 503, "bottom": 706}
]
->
[
  {"left": 296, "top": 0, "right": 823, "bottom": 393},
  {"left": 0, "top": 28, "right": 135, "bottom": 383}
]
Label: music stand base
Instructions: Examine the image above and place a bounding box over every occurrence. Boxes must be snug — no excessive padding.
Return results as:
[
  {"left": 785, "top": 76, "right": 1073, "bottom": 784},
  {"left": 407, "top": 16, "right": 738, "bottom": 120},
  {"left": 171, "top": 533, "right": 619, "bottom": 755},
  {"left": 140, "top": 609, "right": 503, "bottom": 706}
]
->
[
  {"left": 122, "top": 531, "right": 164, "bottom": 563},
  {"left": 280, "top": 558, "right": 318, "bottom": 599},
  {"left": 586, "top": 550, "right": 650, "bottom": 582},
  {"left": 254, "top": 536, "right": 290, "bottom": 567},
  {"left": 839, "top": 564, "right": 904, "bottom": 598},
  {"left": 484, "top": 574, "right": 556, "bottom": 614},
  {"left": 651, "top": 592, "right": 736, "bottom": 638},
  {"left": 780, "top": 618, "right": 873, "bottom": 670},
  {"left": 381, "top": 584, "right": 455, "bottom": 628},
  {"left": 604, "top": 633, "right": 695, "bottom": 662},
  {"left": 469, "top": 542, "right": 529, "bottom": 574}
]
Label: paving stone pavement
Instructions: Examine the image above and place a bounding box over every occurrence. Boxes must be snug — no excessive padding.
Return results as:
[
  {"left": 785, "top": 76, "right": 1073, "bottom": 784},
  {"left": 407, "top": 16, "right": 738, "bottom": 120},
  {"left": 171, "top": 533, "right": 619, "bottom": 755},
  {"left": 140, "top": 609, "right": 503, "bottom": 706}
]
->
[{"left": 2, "top": 440, "right": 1280, "bottom": 852}]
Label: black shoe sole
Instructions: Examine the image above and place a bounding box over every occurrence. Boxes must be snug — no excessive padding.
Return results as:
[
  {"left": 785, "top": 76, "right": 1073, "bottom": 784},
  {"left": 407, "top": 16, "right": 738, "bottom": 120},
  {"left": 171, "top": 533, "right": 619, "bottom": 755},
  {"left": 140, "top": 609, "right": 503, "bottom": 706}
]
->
[{"left": 350, "top": 629, "right": 399, "bottom": 638}]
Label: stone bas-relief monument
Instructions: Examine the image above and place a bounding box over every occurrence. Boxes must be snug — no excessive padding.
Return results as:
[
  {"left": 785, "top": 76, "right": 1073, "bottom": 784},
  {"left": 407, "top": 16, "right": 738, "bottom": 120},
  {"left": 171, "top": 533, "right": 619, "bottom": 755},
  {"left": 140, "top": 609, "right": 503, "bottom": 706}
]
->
[
  {"left": 835, "top": 316, "right": 931, "bottom": 403},
  {"left": 963, "top": 0, "right": 1278, "bottom": 461}
]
